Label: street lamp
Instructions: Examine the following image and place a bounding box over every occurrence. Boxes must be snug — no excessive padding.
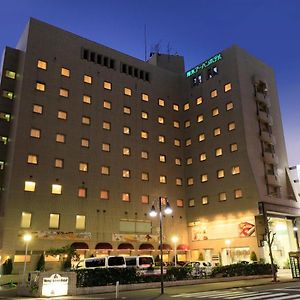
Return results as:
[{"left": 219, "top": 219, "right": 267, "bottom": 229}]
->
[
  {"left": 22, "top": 233, "right": 32, "bottom": 285},
  {"left": 149, "top": 197, "right": 172, "bottom": 294},
  {"left": 171, "top": 236, "right": 178, "bottom": 267}
]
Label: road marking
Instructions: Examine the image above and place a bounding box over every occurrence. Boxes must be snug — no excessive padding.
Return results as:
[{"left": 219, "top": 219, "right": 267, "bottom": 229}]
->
[
  {"left": 226, "top": 291, "right": 262, "bottom": 299},
  {"left": 171, "top": 289, "right": 246, "bottom": 298},
  {"left": 271, "top": 296, "right": 300, "bottom": 300},
  {"left": 242, "top": 293, "right": 287, "bottom": 300},
  {"left": 274, "top": 288, "right": 300, "bottom": 292}
]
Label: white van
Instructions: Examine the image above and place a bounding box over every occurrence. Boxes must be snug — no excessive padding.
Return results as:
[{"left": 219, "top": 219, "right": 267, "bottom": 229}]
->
[{"left": 75, "top": 256, "right": 126, "bottom": 269}]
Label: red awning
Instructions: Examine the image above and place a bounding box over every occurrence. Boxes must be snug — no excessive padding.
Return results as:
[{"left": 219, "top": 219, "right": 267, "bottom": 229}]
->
[
  {"left": 158, "top": 243, "right": 172, "bottom": 250},
  {"left": 118, "top": 243, "right": 134, "bottom": 250},
  {"left": 139, "top": 243, "right": 154, "bottom": 250},
  {"left": 95, "top": 242, "right": 113, "bottom": 250},
  {"left": 177, "top": 244, "right": 190, "bottom": 251},
  {"left": 71, "top": 242, "right": 89, "bottom": 250}
]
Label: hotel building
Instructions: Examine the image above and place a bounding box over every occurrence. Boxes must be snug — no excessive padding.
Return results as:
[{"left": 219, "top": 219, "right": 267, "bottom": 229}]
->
[{"left": 0, "top": 18, "right": 299, "bottom": 271}]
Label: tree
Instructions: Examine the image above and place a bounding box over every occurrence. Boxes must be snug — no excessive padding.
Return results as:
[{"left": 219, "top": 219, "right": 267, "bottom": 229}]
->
[
  {"left": 198, "top": 252, "right": 204, "bottom": 261},
  {"left": 36, "top": 254, "right": 45, "bottom": 271},
  {"left": 250, "top": 251, "right": 258, "bottom": 262},
  {"left": 2, "top": 258, "right": 13, "bottom": 275}
]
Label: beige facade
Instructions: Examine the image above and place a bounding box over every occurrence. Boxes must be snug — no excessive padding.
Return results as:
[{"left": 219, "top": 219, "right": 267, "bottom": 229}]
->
[{"left": 0, "top": 18, "right": 299, "bottom": 271}]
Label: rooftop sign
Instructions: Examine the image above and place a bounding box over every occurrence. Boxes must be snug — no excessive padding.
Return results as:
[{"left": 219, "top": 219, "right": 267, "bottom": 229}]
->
[{"left": 186, "top": 53, "right": 222, "bottom": 78}]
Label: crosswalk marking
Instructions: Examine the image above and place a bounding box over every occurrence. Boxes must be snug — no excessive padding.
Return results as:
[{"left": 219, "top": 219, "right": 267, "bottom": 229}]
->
[
  {"left": 225, "top": 291, "right": 263, "bottom": 299},
  {"left": 274, "top": 288, "right": 300, "bottom": 292},
  {"left": 242, "top": 293, "right": 287, "bottom": 300}
]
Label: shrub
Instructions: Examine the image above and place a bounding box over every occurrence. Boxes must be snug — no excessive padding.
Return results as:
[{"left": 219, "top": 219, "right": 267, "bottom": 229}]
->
[
  {"left": 166, "top": 267, "right": 190, "bottom": 281},
  {"left": 2, "top": 258, "right": 13, "bottom": 275},
  {"left": 36, "top": 254, "right": 45, "bottom": 271},
  {"left": 250, "top": 251, "right": 258, "bottom": 262}
]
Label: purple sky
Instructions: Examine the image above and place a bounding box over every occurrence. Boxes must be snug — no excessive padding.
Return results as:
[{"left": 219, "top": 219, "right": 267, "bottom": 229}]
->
[{"left": 0, "top": 0, "right": 299, "bottom": 166}]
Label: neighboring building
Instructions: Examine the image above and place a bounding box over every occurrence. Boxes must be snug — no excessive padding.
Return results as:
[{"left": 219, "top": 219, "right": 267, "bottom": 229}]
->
[{"left": 0, "top": 18, "right": 299, "bottom": 271}]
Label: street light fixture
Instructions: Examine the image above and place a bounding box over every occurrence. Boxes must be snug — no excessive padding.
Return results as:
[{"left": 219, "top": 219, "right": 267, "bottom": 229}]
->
[
  {"left": 22, "top": 233, "right": 32, "bottom": 285},
  {"left": 171, "top": 236, "right": 178, "bottom": 267},
  {"left": 149, "top": 197, "right": 172, "bottom": 294}
]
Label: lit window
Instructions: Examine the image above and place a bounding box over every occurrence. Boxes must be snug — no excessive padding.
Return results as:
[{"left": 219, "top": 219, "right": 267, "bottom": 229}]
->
[
  {"left": 158, "top": 99, "right": 165, "bottom": 107},
  {"left": 103, "top": 100, "right": 112, "bottom": 109},
  {"left": 177, "top": 199, "right": 184, "bottom": 207},
  {"left": 101, "top": 166, "right": 110, "bottom": 175},
  {"left": 55, "top": 158, "right": 64, "bottom": 168},
  {"left": 217, "top": 169, "right": 225, "bottom": 178},
  {"left": 141, "top": 151, "right": 149, "bottom": 159},
  {"left": 123, "top": 126, "right": 130, "bottom": 134},
  {"left": 79, "top": 162, "right": 88, "bottom": 172},
  {"left": 27, "top": 154, "right": 38, "bottom": 164},
  {"left": 159, "top": 155, "right": 166, "bottom": 163},
  {"left": 59, "top": 88, "right": 69, "bottom": 97},
  {"left": 211, "top": 89, "right": 218, "bottom": 98},
  {"left": 102, "top": 143, "right": 110, "bottom": 152},
  {"left": 214, "top": 127, "right": 221, "bottom": 136},
  {"left": 0, "top": 161, "right": 4, "bottom": 170},
  {"left": 184, "top": 103, "right": 190, "bottom": 111},
  {"left": 124, "top": 87, "right": 132, "bottom": 96},
  {"left": 37, "top": 60, "right": 47, "bottom": 70},
  {"left": 197, "top": 115, "right": 204, "bottom": 123},
  {"left": 185, "top": 139, "right": 192, "bottom": 146},
  {"left": 104, "top": 81, "right": 112, "bottom": 90},
  {"left": 184, "top": 120, "right": 191, "bottom": 128},
  {"left": 123, "top": 147, "right": 130, "bottom": 156},
  {"left": 174, "top": 139, "right": 181, "bottom": 147},
  {"left": 76, "top": 215, "right": 86, "bottom": 230},
  {"left": 30, "top": 128, "right": 41, "bottom": 139},
  {"left": 52, "top": 184, "right": 62, "bottom": 195},
  {"left": 187, "top": 177, "right": 194, "bottom": 186},
  {"left": 61, "top": 67, "right": 70, "bottom": 77},
  {"left": 36, "top": 82, "right": 45, "bottom": 91},
  {"left": 141, "top": 195, "right": 149, "bottom": 204},
  {"left": 3, "top": 90, "right": 14, "bottom": 99},
  {"left": 228, "top": 122, "right": 236, "bottom": 131},
  {"left": 123, "top": 169, "right": 130, "bottom": 178},
  {"left": 141, "top": 172, "right": 149, "bottom": 181},
  {"left": 202, "top": 196, "right": 208, "bottom": 205},
  {"left": 219, "top": 192, "right": 227, "bottom": 201},
  {"left": 188, "top": 199, "right": 195, "bottom": 207},
  {"left": 186, "top": 157, "right": 193, "bottom": 165},
  {"left": 201, "top": 174, "right": 208, "bottom": 182},
  {"left": 142, "top": 93, "right": 149, "bottom": 101},
  {"left": 0, "top": 112, "right": 11, "bottom": 122},
  {"left": 49, "top": 213, "right": 60, "bottom": 228},
  {"left": 215, "top": 147, "right": 223, "bottom": 157},
  {"left": 196, "top": 97, "right": 203, "bottom": 105},
  {"left": 83, "top": 95, "right": 91, "bottom": 104},
  {"left": 82, "top": 116, "right": 90, "bottom": 125},
  {"left": 224, "top": 83, "right": 232, "bottom": 92},
  {"left": 24, "top": 181, "right": 36, "bottom": 192},
  {"left": 33, "top": 104, "right": 43, "bottom": 114},
  {"left": 212, "top": 107, "right": 219, "bottom": 116},
  {"left": 160, "top": 175, "right": 167, "bottom": 184},
  {"left": 103, "top": 121, "right": 111, "bottom": 130},
  {"left": 100, "top": 190, "right": 109, "bottom": 200},
  {"left": 124, "top": 106, "right": 131, "bottom": 114},
  {"left": 0, "top": 136, "right": 8, "bottom": 145},
  {"left": 141, "top": 111, "right": 148, "bottom": 119},
  {"left": 158, "top": 135, "right": 165, "bottom": 143},
  {"left": 231, "top": 166, "right": 241, "bottom": 175},
  {"left": 235, "top": 189, "right": 243, "bottom": 199},
  {"left": 78, "top": 187, "right": 87, "bottom": 198},
  {"left": 198, "top": 133, "right": 205, "bottom": 142},
  {"left": 173, "top": 104, "right": 179, "bottom": 111},
  {"left": 56, "top": 133, "right": 65, "bottom": 143},
  {"left": 199, "top": 153, "right": 207, "bottom": 161},
  {"left": 84, "top": 75, "right": 92, "bottom": 84},
  {"left": 176, "top": 178, "right": 182, "bottom": 186},
  {"left": 175, "top": 158, "right": 181, "bottom": 166},
  {"left": 230, "top": 143, "right": 238, "bottom": 152},
  {"left": 158, "top": 116, "right": 165, "bottom": 124},
  {"left": 81, "top": 138, "right": 89, "bottom": 148},
  {"left": 141, "top": 131, "right": 148, "bottom": 139},
  {"left": 57, "top": 111, "right": 67, "bottom": 120},
  {"left": 226, "top": 102, "right": 234, "bottom": 111},
  {"left": 20, "top": 212, "right": 31, "bottom": 228},
  {"left": 5, "top": 70, "right": 16, "bottom": 79},
  {"left": 122, "top": 193, "right": 130, "bottom": 202},
  {"left": 173, "top": 121, "right": 180, "bottom": 128}
]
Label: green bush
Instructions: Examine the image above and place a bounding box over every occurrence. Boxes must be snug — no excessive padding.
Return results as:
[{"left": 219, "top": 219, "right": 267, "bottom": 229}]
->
[
  {"left": 250, "top": 251, "right": 258, "bottom": 262},
  {"left": 2, "top": 258, "right": 13, "bottom": 275},
  {"left": 36, "top": 254, "right": 45, "bottom": 271},
  {"left": 166, "top": 267, "right": 191, "bottom": 281}
]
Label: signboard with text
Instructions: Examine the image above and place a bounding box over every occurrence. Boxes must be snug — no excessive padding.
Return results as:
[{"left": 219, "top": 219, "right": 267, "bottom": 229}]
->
[{"left": 42, "top": 273, "right": 69, "bottom": 297}]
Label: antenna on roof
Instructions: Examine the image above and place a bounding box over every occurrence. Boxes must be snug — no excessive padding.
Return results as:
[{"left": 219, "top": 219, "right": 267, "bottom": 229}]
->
[{"left": 144, "top": 24, "right": 147, "bottom": 61}]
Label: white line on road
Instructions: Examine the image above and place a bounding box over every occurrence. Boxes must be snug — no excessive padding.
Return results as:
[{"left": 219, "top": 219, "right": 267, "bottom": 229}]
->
[
  {"left": 241, "top": 292, "right": 287, "bottom": 300},
  {"left": 266, "top": 296, "right": 300, "bottom": 300}
]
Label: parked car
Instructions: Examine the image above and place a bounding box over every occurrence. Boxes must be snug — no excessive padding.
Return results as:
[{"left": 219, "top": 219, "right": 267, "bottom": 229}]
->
[{"left": 183, "top": 261, "right": 213, "bottom": 278}]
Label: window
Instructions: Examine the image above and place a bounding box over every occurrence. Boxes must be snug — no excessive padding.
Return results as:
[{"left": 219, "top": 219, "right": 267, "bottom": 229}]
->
[
  {"left": 184, "top": 103, "right": 190, "bottom": 111},
  {"left": 101, "top": 166, "right": 110, "bottom": 175},
  {"left": 55, "top": 158, "right": 64, "bottom": 168},
  {"left": 199, "top": 153, "right": 207, "bottom": 161},
  {"left": 123, "top": 147, "right": 130, "bottom": 156},
  {"left": 198, "top": 133, "right": 205, "bottom": 142},
  {"left": 24, "top": 181, "right": 36, "bottom": 192},
  {"left": 76, "top": 215, "right": 86, "bottom": 230},
  {"left": 33, "top": 104, "right": 43, "bottom": 114},
  {"left": 197, "top": 115, "right": 204, "bottom": 123},
  {"left": 0, "top": 136, "right": 8, "bottom": 145},
  {"left": 83, "top": 95, "right": 91, "bottom": 104},
  {"left": 123, "top": 126, "right": 130, "bottom": 134},
  {"left": 20, "top": 212, "right": 31, "bottom": 228},
  {"left": 175, "top": 158, "right": 181, "bottom": 166},
  {"left": 103, "top": 121, "right": 111, "bottom": 130},
  {"left": 219, "top": 192, "right": 227, "bottom": 201},
  {"left": 142, "top": 93, "right": 149, "bottom": 101},
  {"left": 104, "top": 81, "right": 112, "bottom": 90},
  {"left": 212, "top": 107, "right": 219, "bottom": 116},
  {"left": 217, "top": 169, "right": 225, "bottom": 178},
  {"left": 210, "top": 89, "right": 218, "bottom": 98},
  {"left": 235, "top": 189, "right": 243, "bottom": 199},
  {"left": 141, "top": 151, "right": 149, "bottom": 159},
  {"left": 141, "top": 111, "right": 148, "bottom": 119},
  {"left": 186, "top": 157, "right": 193, "bottom": 165},
  {"left": 214, "top": 127, "right": 221, "bottom": 136},
  {"left": 57, "top": 111, "right": 67, "bottom": 120},
  {"left": 173, "top": 104, "right": 179, "bottom": 111},
  {"left": 81, "top": 138, "right": 89, "bottom": 148},
  {"left": 0, "top": 161, "right": 4, "bottom": 170},
  {"left": 100, "top": 190, "right": 109, "bottom": 200},
  {"left": 124, "top": 87, "right": 132, "bottom": 96},
  {"left": 215, "top": 147, "right": 223, "bottom": 157},
  {"left": 5, "top": 70, "right": 16, "bottom": 79},
  {"left": 159, "top": 155, "right": 166, "bottom": 163},
  {"left": 224, "top": 83, "right": 232, "bottom": 92},
  {"left": 82, "top": 116, "right": 90, "bottom": 125},
  {"left": 0, "top": 112, "right": 11, "bottom": 122},
  {"left": 228, "top": 122, "right": 236, "bottom": 131},
  {"left": 201, "top": 174, "right": 208, "bottom": 182},
  {"left": 158, "top": 99, "right": 165, "bottom": 107},
  {"left": 124, "top": 106, "right": 131, "bottom": 114},
  {"left": 52, "top": 184, "right": 62, "bottom": 195},
  {"left": 56, "top": 133, "right": 65, "bottom": 143},
  {"left": 37, "top": 60, "right": 47, "bottom": 70},
  {"left": 122, "top": 193, "right": 130, "bottom": 202},
  {"left": 27, "top": 154, "right": 38, "bottom": 164},
  {"left": 61, "top": 67, "right": 70, "bottom": 77},
  {"left": 30, "top": 128, "right": 41, "bottom": 139},
  {"left": 174, "top": 139, "right": 181, "bottom": 147},
  {"left": 49, "top": 213, "right": 60, "bottom": 229},
  {"left": 173, "top": 121, "right": 180, "bottom": 128},
  {"left": 160, "top": 175, "right": 167, "bottom": 184},
  {"left": 141, "top": 172, "right": 149, "bottom": 181},
  {"left": 188, "top": 199, "right": 195, "bottom": 207},
  {"left": 103, "top": 100, "right": 112, "bottom": 109},
  {"left": 207, "top": 66, "right": 218, "bottom": 79},
  {"left": 196, "top": 97, "right": 203, "bottom": 105},
  {"left": 59, "top": 88, "right": 69, "bottom": 97},
  {"left": 78, "top": 187, "right": 87, "bottom": 198},
  {"left": 158, "top": 135, "right": 165, "bottom": 143},
  {"left": 84, "top": 75, "right": 92, "bottom": 84},
  {"left": 123, "top": 169, "right": 130, "bottom": 178},
  {"left": 177, "top": 199, "right": 184, "bottom": 207},
  {"left": 141, "top": 131, "right": 148, "bottom": 139},
  {"left": 79, "top": 162, "right": 88, "bottom": 172},
  {"left": 185, "top": 139, "right": 192, "bottom": 146},
  {"left": 158, "top": 116, "right": 165, "bottom": 124},
  {"left": 36, "top": 82, "right": 45, "bottom": 91},
  {"left": 176, "top": 178, "right": 182, "bottom": 186},
  {"left": 231, "top": 166, "right": 241, "bottom": 175},
  {"left": 187, "top": 177, "right": 194, "bottom": 186},
  {"left": 226, "top": 102, "right": 234, "bottom": 111},
  {"left": 202, "top": 196, "right": 208, "bottom": 205},
  {"left": 141, "top": 195, "right": 149, "bottom": 204},
  {"left": 230, "top": 143, "right": 238, "bottom": 152},
  {"left": 184, "top": 120, "right": 191, "bottom": 128},
  {"left": 102, "top": 143, "right": 110, "bottom": 152},
  {"left": 3, "top": 90, "right": 14, "bottom": 99}
]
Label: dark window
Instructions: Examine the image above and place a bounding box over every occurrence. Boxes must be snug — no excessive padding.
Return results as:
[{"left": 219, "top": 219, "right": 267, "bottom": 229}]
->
[
  {"left": 90, "top": 52, "right": 96, "bottom": 62},
  {"left": 139, "top": 257, "right": 153, "bottom": 265},
  {"left": 145, "top": 72, "right": 150, "bottom": 81},
  {"left": 110, "top": 59, "right": 115, "bottom": 69},
  {"left": 134, "top": 68, "right": 138, "bottom": 77},
  {"left": 83, "top": 49, "right": 89, "bottom": 60},
  {"left": 125, "top": 257, "right": 136, "bottom": 266},
  {"left": 103, "top": 57, "right": 108, "bottom": 67},
  {"left": 139, "top": 70, "right": 144, "bottom": 79},
  {"left": 122, "top": 63, "right": 127, "bottom": 73},
  {"left": 85, "top": 258, "right": 106, "bottom": 268},
  {"left": 128, "top": 66, "right": 133, "bottom": 76},
  {"left": 108, "top": 256, "right": 125, "bottom": 267},
  {"left": 97, "top": 54, "right": 102, "bottom": 64}
]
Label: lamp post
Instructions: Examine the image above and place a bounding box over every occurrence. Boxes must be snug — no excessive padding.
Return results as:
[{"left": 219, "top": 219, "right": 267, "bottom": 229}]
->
[
  {"left": 22, "top": 233, "right": 32, "bottom": 285},
  {"left": 171, "top": 236, "right": 178, "bottom": 267},
  {"left": 149, "top": 197, "right": 172, "bottom": 294}
]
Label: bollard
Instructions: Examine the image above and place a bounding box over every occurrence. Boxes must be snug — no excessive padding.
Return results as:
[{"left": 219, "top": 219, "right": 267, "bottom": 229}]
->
[{"left": 116, "top": 281, "right": 119, "bottom": 299}]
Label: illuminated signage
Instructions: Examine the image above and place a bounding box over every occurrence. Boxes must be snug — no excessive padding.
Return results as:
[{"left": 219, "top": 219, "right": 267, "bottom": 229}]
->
[
  {"left": 42, "top": 273, "right": 69, "bottom": 297},
  {"left": 186, "top": 53, "right": 222, "bottom": 78}
]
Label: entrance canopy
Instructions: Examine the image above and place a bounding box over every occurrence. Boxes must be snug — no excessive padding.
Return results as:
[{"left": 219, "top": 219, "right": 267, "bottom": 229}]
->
[
  {"left": 71, "top": 242, "right": 89, "bottom": 250},
  {"left": 139, "top": 243, "right": 154, "bottom": 250},
  {"left": 118, "top": 243, "right": 134, "bottom": 250},
  {"left": 95, "top": 242, "right": 113, "bottom": 250}
]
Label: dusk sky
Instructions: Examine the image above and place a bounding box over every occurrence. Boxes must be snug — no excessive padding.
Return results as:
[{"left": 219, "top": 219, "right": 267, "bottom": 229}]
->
[{"left": 0, "top": 0, "right": 299, "bottom": 166}]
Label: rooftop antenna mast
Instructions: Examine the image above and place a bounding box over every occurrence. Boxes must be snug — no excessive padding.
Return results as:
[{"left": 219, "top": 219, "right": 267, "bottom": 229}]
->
[{"left": 144, "top": 24, "right": 147, "bottom": 61}]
